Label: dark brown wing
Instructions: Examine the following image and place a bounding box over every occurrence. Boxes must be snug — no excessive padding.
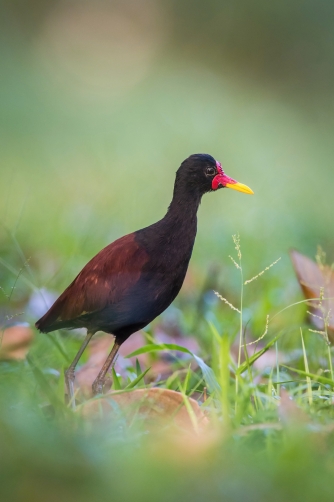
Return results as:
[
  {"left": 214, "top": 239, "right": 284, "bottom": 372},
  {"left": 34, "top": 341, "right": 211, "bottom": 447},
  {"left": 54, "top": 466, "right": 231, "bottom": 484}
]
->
[
  {"left": 36, "top": 233, "right": 149, "bottom": 333},
  {"left": 290, "top": 249, "right": 334, "bottom": 337}
]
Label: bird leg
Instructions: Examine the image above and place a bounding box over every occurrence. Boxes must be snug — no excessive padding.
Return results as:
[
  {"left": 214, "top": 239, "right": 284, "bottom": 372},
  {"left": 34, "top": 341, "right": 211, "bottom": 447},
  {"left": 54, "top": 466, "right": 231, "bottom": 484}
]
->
[
  {"left": 92, "top": 340, "right": 121, "bottom": 396},
  {"left": 65, "top": 331, "right": 94, "bottom": 408}
]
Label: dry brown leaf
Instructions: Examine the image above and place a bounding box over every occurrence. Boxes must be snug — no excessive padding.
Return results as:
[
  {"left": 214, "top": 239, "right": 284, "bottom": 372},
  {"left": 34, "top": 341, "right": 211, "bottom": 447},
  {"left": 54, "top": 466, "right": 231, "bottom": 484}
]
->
[
  {"left": 79, "top": 388, "right": 209, "bottom": 433},
  {"left": 0, "top": 325, "right": 34, "bottom": 360},
  {"left": 290, "top": 249, "right": 334, "bottom": 338}
]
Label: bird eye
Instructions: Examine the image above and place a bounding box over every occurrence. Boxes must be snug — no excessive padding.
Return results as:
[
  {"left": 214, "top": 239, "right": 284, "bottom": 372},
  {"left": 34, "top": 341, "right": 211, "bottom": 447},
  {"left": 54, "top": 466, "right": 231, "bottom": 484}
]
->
[{"left": 206, "top": 167, "right": 216, "bottom": 176}]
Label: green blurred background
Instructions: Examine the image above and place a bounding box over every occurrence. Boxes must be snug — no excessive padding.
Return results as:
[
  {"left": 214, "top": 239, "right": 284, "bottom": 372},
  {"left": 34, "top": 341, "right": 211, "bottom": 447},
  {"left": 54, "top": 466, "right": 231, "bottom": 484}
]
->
[
  {"left": 1, "top": 0, "right": 334, "bottom": 303},
  {"left": 1, "top": 2, "right": 334, "bottom": 501}
]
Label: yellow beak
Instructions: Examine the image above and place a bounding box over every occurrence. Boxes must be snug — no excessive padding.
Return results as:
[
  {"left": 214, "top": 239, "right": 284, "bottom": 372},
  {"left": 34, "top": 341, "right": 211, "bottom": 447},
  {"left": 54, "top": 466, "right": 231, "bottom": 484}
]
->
[{"left": 225, "top": 182, "right": 254, "bottom": 195}]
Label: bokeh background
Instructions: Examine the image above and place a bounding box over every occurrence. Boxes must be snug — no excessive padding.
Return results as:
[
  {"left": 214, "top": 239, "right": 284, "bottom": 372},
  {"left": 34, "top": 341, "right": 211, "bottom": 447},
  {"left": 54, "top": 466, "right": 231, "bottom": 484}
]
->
[{"left": 1, "top": 2, "right": 334, "bottom": 501}]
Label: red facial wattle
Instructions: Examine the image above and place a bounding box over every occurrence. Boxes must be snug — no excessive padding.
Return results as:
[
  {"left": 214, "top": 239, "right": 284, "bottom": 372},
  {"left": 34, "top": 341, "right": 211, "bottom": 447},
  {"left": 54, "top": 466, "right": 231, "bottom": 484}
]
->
[
  {"left": 212, "top": 161, "right": 238, "bottom": 190},
  {"left": 212, "top": 160, "right": 254, "bottom": 195}
]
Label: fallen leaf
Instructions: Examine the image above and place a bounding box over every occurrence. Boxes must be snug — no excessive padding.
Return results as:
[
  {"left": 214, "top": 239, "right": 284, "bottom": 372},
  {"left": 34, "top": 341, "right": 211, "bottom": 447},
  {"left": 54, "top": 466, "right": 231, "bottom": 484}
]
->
[
  {"left": 0, "top": 325, "right": 34, "bottom": 360},
  {"left": 290, "top": 249, "right": 334, "bottom": 338},
  {"left": 79, "top": 388, "right": 209, "bottom": 432}
]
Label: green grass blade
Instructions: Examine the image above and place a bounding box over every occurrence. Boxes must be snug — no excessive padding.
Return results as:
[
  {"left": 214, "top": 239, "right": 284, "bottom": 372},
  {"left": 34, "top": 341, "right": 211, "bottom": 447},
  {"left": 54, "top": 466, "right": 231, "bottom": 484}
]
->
[
  {"left": 180, "top": 390, "right": 199, "bottom": 434},
  {"left": 124, "top": 367, "right": 150, "bottom": 389},
  {"left": 27, "top": 356, "right": 66, "bottom": 412},
  {"left": 208, "top": 321, "right": 222, "bottom": 344},
  {"left": 193, "top": 354, "right": 221, "bottom": 396},
  {"left": 281, "top": 365, "right": 334, "bottom": 387},
  {"left": 56, "top": 365, "right": 66, "bottom": 402},
  {"left": 135, "top": 358, "right": 142, "bottom": 376},
  {"left": 300, "top": 328, "right": 313, "bottom": 405},
  {"left": 112, "top": 367, "right": 121, "bottom": 390},
  {"left": 236, "top": 333, "right": 282, "bottom": 375},
  {"left": 126, "top": 343, "right": 192, "bottom": 358},
  {"left": 127, "top": 341, "right": 220, "bottom": 397}
]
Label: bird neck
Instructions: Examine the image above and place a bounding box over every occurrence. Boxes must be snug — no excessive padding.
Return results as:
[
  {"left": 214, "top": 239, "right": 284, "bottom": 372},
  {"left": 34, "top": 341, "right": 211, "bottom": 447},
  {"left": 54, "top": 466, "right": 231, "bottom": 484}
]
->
[
  {"left": 137, "top": 187, "right": 200, "bottom": 268},
  {"left": 164, "top": 185, "right": 201, "bottom": 233}
]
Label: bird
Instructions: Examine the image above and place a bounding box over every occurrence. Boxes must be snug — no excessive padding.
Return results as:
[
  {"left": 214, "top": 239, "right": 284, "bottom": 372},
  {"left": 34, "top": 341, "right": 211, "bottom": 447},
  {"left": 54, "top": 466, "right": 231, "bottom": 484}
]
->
[{"left": 36, "top": 154, "right": 253, "bottom": 405}]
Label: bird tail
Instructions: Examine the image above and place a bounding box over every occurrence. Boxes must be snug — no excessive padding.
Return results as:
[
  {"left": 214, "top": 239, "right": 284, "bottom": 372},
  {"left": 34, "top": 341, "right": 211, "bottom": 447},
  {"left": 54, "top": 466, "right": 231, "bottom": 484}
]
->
[
  {"left": 35, "top": 316, "right": 66, "bottom": 333},
  {"left": 35, "top": 297, "right": 67, "bottom": 333}
]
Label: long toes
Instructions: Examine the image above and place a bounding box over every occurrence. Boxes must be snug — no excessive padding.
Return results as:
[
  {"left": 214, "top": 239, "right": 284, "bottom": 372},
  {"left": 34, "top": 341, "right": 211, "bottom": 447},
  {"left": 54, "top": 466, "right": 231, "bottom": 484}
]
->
[
  {"left": 65, "top": 369, "right": 75, "bottom": 382},
  {"left": 65, "top": 370, "right": 76, "bottom": 408},
  {"left": 92, "top": 381, "right": 104, "bottom": 396}
]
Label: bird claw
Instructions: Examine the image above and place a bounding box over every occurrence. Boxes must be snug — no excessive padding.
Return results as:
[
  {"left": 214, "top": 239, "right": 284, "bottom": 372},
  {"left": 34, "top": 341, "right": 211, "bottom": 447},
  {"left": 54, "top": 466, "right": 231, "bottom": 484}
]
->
[
  {"left": 92, "top": 380, "right": 104, "bottom": 396},
  {"left": 65, "top": 368, "right": 76, "bottom": 408}
]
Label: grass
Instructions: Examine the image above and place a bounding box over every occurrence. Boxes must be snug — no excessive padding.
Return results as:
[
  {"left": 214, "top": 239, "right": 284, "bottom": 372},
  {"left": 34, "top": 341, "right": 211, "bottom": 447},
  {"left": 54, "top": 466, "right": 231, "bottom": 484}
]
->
[{"left": 1, "top": 233, "right": 334, "bottom": 501}]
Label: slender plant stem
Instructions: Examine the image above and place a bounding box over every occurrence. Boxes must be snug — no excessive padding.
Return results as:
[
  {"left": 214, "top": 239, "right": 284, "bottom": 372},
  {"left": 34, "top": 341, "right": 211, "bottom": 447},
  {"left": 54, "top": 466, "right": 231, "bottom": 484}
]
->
[
  {"left": 301, "top": 328, "right": 313, "bottom": 405},
  {"left": 275, "top": 341, "right": 280, "bottom": 397},
  {"left": 328, "top": 345, "right": 333, "bottom": 381},
  {"left": 238, "top": 268, "right": 244, "bottom": 370},
  {"left": 235, "top": 250, "right": 243, "bottom": 413}
]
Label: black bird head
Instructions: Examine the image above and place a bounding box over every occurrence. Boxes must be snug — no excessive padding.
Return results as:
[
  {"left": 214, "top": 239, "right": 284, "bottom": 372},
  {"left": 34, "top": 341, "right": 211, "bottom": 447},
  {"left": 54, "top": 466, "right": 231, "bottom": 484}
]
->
[{"left": 175, "top": 153, "right": 254, "bottom": 197}]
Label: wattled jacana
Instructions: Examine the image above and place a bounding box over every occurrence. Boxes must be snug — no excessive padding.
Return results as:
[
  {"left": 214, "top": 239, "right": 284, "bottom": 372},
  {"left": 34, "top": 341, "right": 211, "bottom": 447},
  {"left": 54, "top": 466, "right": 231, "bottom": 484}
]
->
[{"left": 36, "top": 154, "right": 253, "bottom": 404}]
